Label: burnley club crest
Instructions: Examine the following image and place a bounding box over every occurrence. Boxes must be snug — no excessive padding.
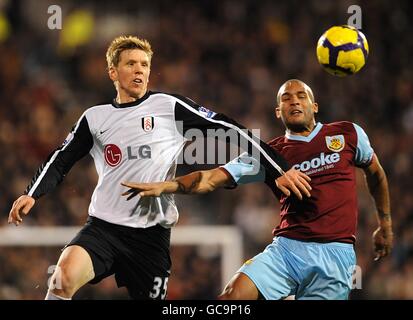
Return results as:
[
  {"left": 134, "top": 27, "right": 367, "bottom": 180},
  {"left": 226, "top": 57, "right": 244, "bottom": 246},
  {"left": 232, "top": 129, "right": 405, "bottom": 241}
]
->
[{"left": 325, "top": 135, "right": 345, "bottom": 152}]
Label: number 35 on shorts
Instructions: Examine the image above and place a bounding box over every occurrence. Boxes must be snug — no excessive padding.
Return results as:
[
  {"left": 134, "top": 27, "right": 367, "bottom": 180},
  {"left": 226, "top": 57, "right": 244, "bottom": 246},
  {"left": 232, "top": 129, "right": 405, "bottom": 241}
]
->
[{"left": 149, "top": 276, "right": 169, "bottom": 299}]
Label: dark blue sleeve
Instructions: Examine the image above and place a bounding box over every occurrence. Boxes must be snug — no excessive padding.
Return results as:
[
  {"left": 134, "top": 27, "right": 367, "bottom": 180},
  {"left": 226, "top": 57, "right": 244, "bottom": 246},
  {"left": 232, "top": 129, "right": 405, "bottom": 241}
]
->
[{"left": 25, "top": 116, "right": 93, "bottom": 199}]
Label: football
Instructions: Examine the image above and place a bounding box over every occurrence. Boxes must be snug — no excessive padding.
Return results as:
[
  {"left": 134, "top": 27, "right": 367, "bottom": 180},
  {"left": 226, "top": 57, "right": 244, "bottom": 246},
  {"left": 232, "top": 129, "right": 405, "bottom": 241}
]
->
[{"left": 316, "top": 25, "right": 369, "bottom": 77}]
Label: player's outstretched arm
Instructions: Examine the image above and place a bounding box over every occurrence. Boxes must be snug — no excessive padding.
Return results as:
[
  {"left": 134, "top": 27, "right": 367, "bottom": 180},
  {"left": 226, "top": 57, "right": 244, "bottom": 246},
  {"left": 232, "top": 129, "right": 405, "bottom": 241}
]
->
[
  {"left": 363, "top": 154, "right": 393, "bottom": 261},
  {"left": 122, "top": 167, "right": 312, "bottom": 201},
  {"left": 8, "top": 195, "right": 36, "bottom": 226},
  {"left": 121, "top": 168, "right": 230, "bottom": 200}
]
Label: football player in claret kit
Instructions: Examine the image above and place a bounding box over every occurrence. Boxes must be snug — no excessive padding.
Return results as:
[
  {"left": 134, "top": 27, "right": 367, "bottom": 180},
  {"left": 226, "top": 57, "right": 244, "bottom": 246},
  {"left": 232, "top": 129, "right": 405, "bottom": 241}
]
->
[
  {"left": 8, "top": 36, "right": 311, "bottom": 300},
  {"left": 122, "top": 79, "right": 393, "bottom": 300}
]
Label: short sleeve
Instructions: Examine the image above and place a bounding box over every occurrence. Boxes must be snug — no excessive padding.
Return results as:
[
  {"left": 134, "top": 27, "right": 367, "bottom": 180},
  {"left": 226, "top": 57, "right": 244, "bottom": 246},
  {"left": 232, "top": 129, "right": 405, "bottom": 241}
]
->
[
  {"left": 221, "top": 152, "right": 265, "bottom": 185},
  {"left": 353, "top": 123, "right": 374, "bottom": 167}
]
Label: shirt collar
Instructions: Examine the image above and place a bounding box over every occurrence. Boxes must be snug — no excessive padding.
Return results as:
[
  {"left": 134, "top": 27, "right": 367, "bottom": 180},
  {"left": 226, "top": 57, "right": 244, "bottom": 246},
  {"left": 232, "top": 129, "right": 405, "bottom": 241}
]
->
[
  {"left": 285, "top": 122, "right": 323, "bottom": 142},
  {"left": 111, "top": 91, "right": 152, "bottom": 108}
]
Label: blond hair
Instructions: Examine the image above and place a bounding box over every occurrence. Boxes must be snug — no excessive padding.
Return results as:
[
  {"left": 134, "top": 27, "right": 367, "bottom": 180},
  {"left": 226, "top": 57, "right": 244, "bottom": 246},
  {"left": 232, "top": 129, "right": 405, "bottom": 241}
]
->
[{"left": 106, "top": 35, "right": 153, "bottom": 68}]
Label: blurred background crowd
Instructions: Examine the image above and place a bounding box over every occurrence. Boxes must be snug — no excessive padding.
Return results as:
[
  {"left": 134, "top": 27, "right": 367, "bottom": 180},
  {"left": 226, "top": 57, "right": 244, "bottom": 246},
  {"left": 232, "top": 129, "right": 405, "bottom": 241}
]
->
[{"left": 0, "top": 0, "right": 412, "bottom": 299}]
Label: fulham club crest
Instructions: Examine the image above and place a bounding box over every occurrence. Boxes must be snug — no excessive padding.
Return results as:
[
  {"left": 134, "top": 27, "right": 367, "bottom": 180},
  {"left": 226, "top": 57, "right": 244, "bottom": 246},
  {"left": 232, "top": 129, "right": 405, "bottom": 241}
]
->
[
  {"left": 142, "top": 116, "right": 154, "bottom": 132},
  {"left": 325, "top": 135, "right": 345, "bottom": 152}
]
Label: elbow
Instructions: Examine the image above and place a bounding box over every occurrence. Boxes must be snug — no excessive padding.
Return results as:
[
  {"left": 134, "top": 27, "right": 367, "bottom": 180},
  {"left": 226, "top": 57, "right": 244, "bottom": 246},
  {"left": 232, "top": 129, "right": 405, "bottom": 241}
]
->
[
  {"left": 196, "top": 184, "right": 216, "bottom": 194},
  {"left": 197, "top": 171, "right": 217, "bottom": 193},
  {"left": 205, "top": 183, "right": 217, "bottom": 193}
]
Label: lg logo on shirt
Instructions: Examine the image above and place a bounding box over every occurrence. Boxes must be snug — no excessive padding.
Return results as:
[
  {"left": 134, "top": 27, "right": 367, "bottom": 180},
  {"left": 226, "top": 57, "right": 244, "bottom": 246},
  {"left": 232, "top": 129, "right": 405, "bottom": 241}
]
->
[
  {"left": 104, "top": 144, "right": 152, "bottom": 167},
  {"left": 104, "top": 144, "right": 122, "bottom": 167}
]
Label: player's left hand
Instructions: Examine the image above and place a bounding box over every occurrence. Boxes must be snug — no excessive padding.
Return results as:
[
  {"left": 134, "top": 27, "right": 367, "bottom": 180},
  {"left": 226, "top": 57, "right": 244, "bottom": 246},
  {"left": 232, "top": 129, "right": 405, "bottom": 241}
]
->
[
  {"left": 372, "top": 226, "right": 393, "bottom": 261},
  {"left": 121, "top": 181, "right": 177, "bottom": 200}
]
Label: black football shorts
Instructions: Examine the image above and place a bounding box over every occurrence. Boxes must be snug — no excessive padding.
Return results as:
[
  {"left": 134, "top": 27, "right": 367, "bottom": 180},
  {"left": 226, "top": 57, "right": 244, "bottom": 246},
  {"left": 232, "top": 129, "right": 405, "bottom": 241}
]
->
[{"left": 66, "top": 216, "right": 171, "bottom": 300}]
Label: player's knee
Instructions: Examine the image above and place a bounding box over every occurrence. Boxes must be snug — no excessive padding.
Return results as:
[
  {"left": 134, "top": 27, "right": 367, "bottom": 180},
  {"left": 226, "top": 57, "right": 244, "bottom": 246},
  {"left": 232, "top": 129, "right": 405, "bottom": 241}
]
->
[
  {"left": 49, "top": 264, "right": 80, "bottom": 297},
  {"left": 218, "top": 285, "right": 239, "bottom": 300},
  {"left": 218, "top": 273, "right": 260, "bottom": 300}
]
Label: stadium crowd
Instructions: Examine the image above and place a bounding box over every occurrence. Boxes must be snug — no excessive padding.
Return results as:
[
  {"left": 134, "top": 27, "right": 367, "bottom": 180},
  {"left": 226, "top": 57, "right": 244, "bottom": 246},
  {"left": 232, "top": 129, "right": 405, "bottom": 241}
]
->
[{"left": 0, "top": 0, "right": 412, "bottom": 299}]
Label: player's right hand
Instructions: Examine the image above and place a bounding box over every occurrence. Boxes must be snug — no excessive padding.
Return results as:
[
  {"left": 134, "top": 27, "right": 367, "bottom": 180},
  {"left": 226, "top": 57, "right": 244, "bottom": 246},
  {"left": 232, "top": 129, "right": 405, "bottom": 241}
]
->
[
  {"left": 275, "top": 168, "right": 312, "bottom": 200},
  {"left": 8, "top": 195, "right": 35, "bottom": 226}
]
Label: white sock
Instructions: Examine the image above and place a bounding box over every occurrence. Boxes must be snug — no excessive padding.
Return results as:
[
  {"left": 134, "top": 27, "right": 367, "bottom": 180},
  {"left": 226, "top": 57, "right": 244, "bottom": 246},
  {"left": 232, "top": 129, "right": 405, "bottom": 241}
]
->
[{"left": 45, "top": 290, "right": 72, "bottom": 300}]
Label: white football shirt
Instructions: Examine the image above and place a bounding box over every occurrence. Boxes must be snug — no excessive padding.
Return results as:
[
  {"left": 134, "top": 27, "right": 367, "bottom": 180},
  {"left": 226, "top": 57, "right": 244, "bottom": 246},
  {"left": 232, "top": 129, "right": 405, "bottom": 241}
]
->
[{"left": 26, "top": 91, "right": 289, "bottom": 228}]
